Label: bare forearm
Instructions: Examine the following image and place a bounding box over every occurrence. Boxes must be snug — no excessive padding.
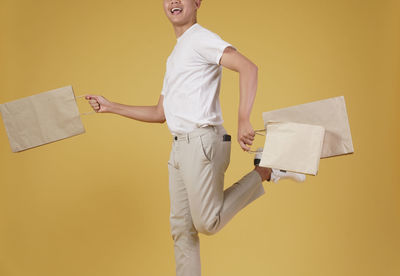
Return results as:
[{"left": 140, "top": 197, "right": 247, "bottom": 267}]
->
[
  {"left": 219, "top": 47, "right": 258, "bottom": 151},
  {"left": 109, "top": 102, "right": 165, "bottom": 123},
  {"left": 238, "top": 64, "right": 258, "bottom": 122}
]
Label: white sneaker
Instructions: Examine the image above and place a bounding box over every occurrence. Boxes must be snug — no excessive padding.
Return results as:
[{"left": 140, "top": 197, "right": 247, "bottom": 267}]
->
[
  {"left": 270, "top": 169, "right": 306, "bottom": 183},
  {"left": 253, "top": 147, "right": 306, "bottom": 183}
]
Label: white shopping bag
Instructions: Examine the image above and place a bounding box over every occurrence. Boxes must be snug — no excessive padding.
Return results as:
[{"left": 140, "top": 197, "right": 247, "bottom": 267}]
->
[
  {"left": 259, "top": 121, "right": 325, "bottom": 175},
  {"left": 262, "top": 96, "right": 354, "bottom": 158},
  {"left": 0, "top": 85, "right": 91, "bottom": 152}
]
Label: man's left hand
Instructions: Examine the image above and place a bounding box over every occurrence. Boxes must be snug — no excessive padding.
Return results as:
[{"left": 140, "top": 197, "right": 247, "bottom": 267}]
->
[{"left": 238, "top": 120, "right": 255, "bottom": 151}]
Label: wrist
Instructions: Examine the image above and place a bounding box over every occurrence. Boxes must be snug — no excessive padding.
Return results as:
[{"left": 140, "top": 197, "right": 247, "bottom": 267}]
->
[
  {"left": 238, "top": 109, "right": 251, "bottom": 122},
  {"left": 238, "top": 116, "right": 250, "bottom": 124},
  {"left": 107, "top": 101, "right": 118, "bottom": 113}
]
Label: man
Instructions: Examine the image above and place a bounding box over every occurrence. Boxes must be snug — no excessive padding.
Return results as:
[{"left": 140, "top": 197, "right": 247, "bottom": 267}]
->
[{"left": 85, "top": 1, "right": 304, "bottom": 275}]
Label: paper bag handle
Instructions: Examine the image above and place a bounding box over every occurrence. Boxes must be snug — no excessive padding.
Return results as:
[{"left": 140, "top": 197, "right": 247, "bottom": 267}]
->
[
  {"left": 254, "top": 129, "right": 266, "bottom": 136},
  {"left": 247, "top": 128, "right": 266, "bottom": 153}
]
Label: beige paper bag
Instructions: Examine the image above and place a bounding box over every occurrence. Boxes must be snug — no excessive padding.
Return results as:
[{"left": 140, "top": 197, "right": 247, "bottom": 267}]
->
[
  {"left": 262, "top": 96, "right": 354, "bottom": 158},
  {"left": 259, "top": 122, "right": 325, "bottom": 175},
  {"left": 0, "top": 85, "right": 85, "bottom": 152}
]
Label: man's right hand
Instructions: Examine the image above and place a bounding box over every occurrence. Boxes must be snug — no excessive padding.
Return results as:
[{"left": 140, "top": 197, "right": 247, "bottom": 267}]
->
[{"left": 85, "top": 95, "right": 113, "bottom": 113}]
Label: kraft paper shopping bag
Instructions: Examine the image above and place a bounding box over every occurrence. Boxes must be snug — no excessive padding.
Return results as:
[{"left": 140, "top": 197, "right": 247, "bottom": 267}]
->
[
  {"left": 0, "top": 85, "right": 86, "bottom": 152},
  {"left": 262, "top": 96, "right": 354, "bottom": 158},
  {"left": 259, "top": 121, "right": 325, "bottom": 175}
]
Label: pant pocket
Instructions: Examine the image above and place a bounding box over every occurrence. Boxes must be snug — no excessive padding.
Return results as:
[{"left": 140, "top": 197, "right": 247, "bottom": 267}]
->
[
  {"left": 199, "top": 134, "right": 214, "bottom": 162},
  {"left": 168, "top": 144, "right": 177, "bottom": 168},
  {"left": 221, "top": 140, "right": 231, "bottom": 172}
]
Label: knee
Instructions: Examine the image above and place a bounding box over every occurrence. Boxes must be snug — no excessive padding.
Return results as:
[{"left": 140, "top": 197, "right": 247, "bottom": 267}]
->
[{"left": 194, "top": 219, "right": 219, "bottom": 236}]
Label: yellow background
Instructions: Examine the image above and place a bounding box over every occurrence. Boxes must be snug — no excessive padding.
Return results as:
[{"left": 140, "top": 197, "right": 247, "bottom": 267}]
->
[{"left": 0, "top": 0, "right": 399, "bottom": 275}]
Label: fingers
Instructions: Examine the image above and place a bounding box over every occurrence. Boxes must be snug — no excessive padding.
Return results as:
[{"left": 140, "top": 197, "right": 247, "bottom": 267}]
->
[
  {"left": 239, "top": 140, "right": 251, "bottom": 151},
  {"left": 238, "top": 125, "right": 256, "bottom": 151},
  {"left": 243, "top": 133, "right": 255, "bottom": 142},
  {"left": 237, "top": 120, "right": 256, "bottom": 151},
  {"left": 241, "top": 137, "right": 253, "bottom": 145},
  {"left": 239, "top": 137, "right": 253, "bottom": 151},
  {"left": 247, "top": 129, "right": 256, "bottom": 137},
  {"left": 242, "top": 130, "right": 255, "bottom": 140},
  {"left": 92, "top": 102, "right": 100, "bottom": 111},
  {"left": 238, "top": 133, "right": 253, "bottom": 151},
  {"left": 239, "top": 132, "right": 254, "bottom": 148},
  {"left": 84, "top": 95, "right": 101, "bottom": 112}
]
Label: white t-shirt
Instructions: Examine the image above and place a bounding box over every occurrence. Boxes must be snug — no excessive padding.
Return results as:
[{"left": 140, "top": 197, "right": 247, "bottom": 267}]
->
[{"left": 161, "top": 23, "right": 234, "bottom": 135}]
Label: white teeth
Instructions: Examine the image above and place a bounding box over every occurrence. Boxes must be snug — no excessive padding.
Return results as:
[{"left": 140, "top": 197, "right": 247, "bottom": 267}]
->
[{"left": 171, "top": 8, "right": 182, "bottom": 13}]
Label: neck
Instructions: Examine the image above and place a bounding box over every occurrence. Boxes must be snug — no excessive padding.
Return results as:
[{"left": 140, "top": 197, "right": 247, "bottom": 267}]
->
[{"left": 173, "top": 19, "right": 197, "bottom": 39}]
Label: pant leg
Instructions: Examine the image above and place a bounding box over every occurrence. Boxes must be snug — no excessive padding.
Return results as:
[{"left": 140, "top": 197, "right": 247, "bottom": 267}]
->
[
  {"left": 168, "top": 142, "right": 201, "bottom": 276},
  {"left": 178, "top": 127, "right": 265, "bottom": 236}
]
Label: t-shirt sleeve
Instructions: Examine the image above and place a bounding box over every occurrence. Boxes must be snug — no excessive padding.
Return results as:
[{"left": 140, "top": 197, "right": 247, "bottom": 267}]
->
[
  {"left": 160, "top": 71, "right": 168, "bottom": 96},
  {"left": 193, "top": 32, "right": 235, "bottom": 65}
]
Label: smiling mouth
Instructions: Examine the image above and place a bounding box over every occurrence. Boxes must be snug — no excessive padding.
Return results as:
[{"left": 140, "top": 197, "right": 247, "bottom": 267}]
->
[{"left": 170, "top": 7, "right": 183, "bottom": 15}]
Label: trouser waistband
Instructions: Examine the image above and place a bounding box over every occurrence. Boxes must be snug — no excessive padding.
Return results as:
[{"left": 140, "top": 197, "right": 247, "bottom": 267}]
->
[{"left": 173, "top": 125, "right": 227, "bottom": 142}]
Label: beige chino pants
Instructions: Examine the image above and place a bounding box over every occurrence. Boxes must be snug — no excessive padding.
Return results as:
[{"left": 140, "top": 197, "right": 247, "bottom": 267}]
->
[{"left": 168, "top": 125, "right": 265, "bottom": 276}]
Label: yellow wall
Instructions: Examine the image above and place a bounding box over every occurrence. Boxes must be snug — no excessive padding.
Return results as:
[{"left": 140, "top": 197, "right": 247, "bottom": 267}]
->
[{"left": 1, "top": 0, "right": 399, "bottom": 275}]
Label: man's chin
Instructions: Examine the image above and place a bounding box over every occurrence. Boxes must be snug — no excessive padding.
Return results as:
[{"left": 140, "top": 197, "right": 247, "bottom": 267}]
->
[{"left": 168, "top": 16, "right": 190, "bottom": 26}]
